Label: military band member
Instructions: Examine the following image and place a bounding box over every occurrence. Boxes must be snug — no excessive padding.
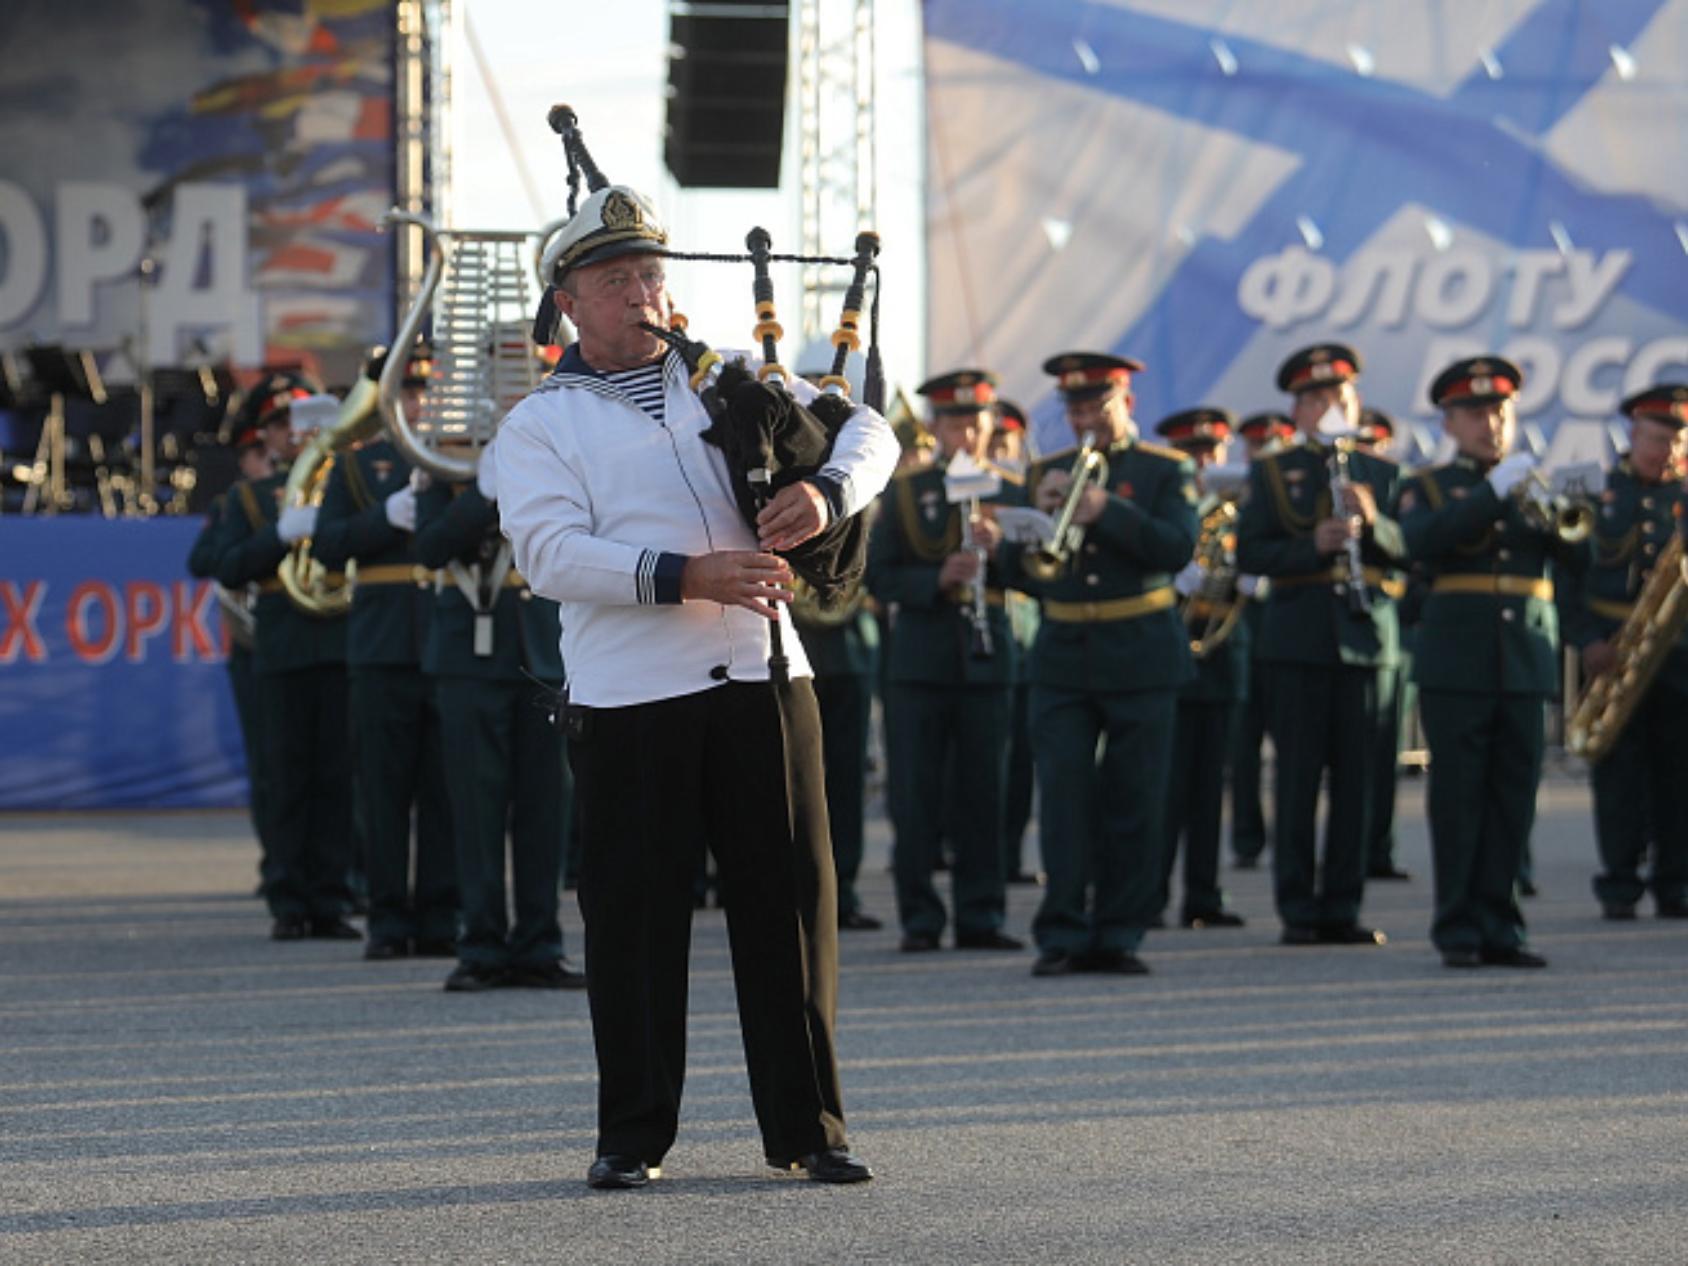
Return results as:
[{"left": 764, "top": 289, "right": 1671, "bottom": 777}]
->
[
  {"left": 1157, "top": 407, "right": 1246, "bottom": 929},
  {"left": 996, "top": 352, "right": 1198, "bottom": 976},
  {"left": 866, "top": 370, "right": 1023, "bottom": 952},
  {"left": 989, "top": 400, "right": 1041, "bottom": 885},
  {"left": 1235, "top": 344, "right": 1403, "bottom": 947},
  {"left": 1355, "top": 407, "right": 1412, "bottom": 883},
  {"left": 312, "top": 342, "right": 457, "bottom": 960},
  {"left": 1559, "top": 385, "right": 1688, "bottom": 920},
  {"left": 1229, "top": 411, "right": 1294, "bottom": 869},
  {"left": 212, "top": 377, "right": 360, "bottom": 941},
  {"left": 1397, "top": 357, "right": 1577, "bottom": 968},
  {"left": 414, "top": 457, "right": 585, "bottom": 989}
]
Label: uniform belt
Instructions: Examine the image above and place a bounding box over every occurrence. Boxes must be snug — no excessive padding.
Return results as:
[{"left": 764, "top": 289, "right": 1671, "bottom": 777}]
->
[
  {"left": 947, "top": 587, "right": 1006, "bottom": 607},
  {"left": 1185, "top": 598, "right": 1234, "bottom": 620},
  {"left": 355, "top": 563, "right": 434, "bottom": 586},
  {"left": 1586, "top": 596, "right": 1634, "bottom": 620},
  {"left": 1272, "top": 565, "right": 1406, "bottom": 600},
  {"left": 257, "top": 578, "right": 284, "bottom": 594},
  {"left": 1431, "top": 575, "right": 1554, "bottom": 601},
  {"left": 1044, "top": 586, "right": 1175, "bottom": 624}
]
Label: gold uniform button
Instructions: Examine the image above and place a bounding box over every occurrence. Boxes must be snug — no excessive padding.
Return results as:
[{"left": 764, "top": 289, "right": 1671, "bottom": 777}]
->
[
  {"left": 1642, "top": 497, "right": 1655, "bottom": 510},
  {"left": 1497, "top": 548, "right": 1511, "bottom": 561},
  {"left": 1085, "top": 574, "right": 1100, "bottom": 587},
  {"left": 1644, "top": 543, "right": 1658, "bottom": 556},
  {"left": 1085, "top": 543, "right": 1098, "bottom": 555},
  {"left": 1642, "top": 522, "right": 1656, "bottom": 534},
  {"left": 1501, "top": 608, "right": 1516, "bottom": 623},
  {"left": 1493, "top": 520, "right": 1506, "bottom": 532}
]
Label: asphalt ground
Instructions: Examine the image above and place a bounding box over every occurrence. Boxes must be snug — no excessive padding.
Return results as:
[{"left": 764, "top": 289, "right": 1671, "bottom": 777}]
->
[{"left": 2, "top": 771, "right": 1686, "bottom": 1265}]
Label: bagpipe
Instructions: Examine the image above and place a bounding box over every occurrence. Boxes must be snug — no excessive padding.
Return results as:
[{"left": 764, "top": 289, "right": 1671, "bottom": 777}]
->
[{"left": 544, "top": 106, "right": 885, "bottom": 635}]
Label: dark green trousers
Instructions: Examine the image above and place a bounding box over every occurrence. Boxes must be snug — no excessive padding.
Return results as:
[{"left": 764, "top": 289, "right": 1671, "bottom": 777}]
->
[
  {"left": 1367, "top": 663, "right": 1403, "bottom": 874},
  {"left": 886, "top": 682, "right": 1009, "bottom": 939},
  {"left": 435, "top": 676, "right": 567, "bottom": 969},
  {"left": 813, "top": 671, "right": 871, "bottom": 918},
  {"left": 258, "top": 665, "right": 353, "bottom": 920},
  {"left": 1591, "top": 677, "right": 1688, "bottom": 909},
  {"left": 1002, "top": 680, "right": 1035, "bottom": 876},
  {"left": 1420, "top": 690, "right": 1540, "bottom": 953},
  {"left": 1266, "top": 663, "right": 1376, "bottom": 930},
  {"left": 350, "top": 667, "right": 456, "bottom": 944},
  {"left": 227, "top": 645, "right": 276, "bottom": 888},
  {"left": 1030, "top": 684, "right": 1176, "bottom": 956},
  {"left": 1162, "top": 697, "right": 1233, "bottom": 920},
  {"left": 1229, "top": 675, "right": 1268, "bottom": 863}
]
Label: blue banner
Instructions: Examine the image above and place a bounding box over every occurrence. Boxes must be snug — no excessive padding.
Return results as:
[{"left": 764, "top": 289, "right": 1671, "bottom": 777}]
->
[{"left": 0, "top": 519, "right": 245, "bottom": 809}]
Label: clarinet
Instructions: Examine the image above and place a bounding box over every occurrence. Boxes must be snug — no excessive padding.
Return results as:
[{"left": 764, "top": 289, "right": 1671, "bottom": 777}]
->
[
  {"left": 1327, "top": 440, "right": 1373, "bottom": 617},
  {"left": 959, "top": 496, "right": 995, "bottom": 661},
  {"left": 745, "top": 226, "right": 791, "bottom": 685}
]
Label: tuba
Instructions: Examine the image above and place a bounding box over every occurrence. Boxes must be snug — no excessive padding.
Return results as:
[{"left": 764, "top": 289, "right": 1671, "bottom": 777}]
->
[
  {"left": 1183, "top": 463, "right": 1249, "bottom": 658},
  {"left": 277, "top": 375, "right": 383, "bottom": 616},
  {"left": 379, "top": 210, "right": 553, "bottom": 481},
  {"left": 1565, "top": 531, "right": 1688, "bottom": 762},
  {"left": 1023, "top": 435, "right": 1109, "bottom": 582}
]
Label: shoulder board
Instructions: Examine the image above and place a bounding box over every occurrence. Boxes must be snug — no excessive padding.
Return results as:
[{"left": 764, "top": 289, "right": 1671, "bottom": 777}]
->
[{"left": 1132, "top": 440, "right": 1188, "bottom": 464}]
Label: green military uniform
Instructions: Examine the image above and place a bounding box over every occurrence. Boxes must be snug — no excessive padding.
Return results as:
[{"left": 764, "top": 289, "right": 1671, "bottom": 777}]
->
[
  {"left": 1557, "top": 402, "right": 1688, "bottom": 918},
  {"left": 1398, "top": 356, "right": 1583, "bottom": 964},
  {"left": 1229, "top": 588, "right": 1270, "bottom": 865},
  {"left": 792, "top": 593, "right": 881, "bottom": 926},
  {"left": 1001, "top": 591, "right": 1040, "bottom": 881},
  {"left": 1234, "top": 435, "right": 1405, "bottom": 938},
  {"left": 313, "top": 437, "right": 456, "bottom": 954},
  {"left": 213, "top": 468, "right": 355, "bottom": 930},
  {"left": 1357, "top": 411, "right": 1410, "bottom": 881},
  {"left": 867, "top": 461, "right": 1019, "bottom": 945},
  {"left": 414, "top": 480, "right": 575, "bottom": 980},
  {"left": 188, "top": 493, "right": 272, "bottom": 889},
  {"left": 998, "top": 419, "right": 1199, "bottom": 969}
]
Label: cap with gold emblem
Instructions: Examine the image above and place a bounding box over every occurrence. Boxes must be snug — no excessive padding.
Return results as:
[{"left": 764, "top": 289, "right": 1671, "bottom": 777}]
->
[
  {"left": 1276, "top": 343, "right": 1362, "bottom": 394},
  {"left": 995, "top": 399, "right": 1027, "bottom": 432},
  {"left": 1155, "top": 407, "right": 1234, "bottom": 449},
  {"left": 917, "top": 369, "right": 999, "bottom": 414},
  {"left": 542, "top": 185, "right": 669, "bottom": 285},
  {"left": 1429, "top": 356, "right": 1522, "bottom": 409},
  {"left": 1618, "top": 384, "right": 1688, "bottom": 429},
  {"left": 1041, "top": 352, "right": 1144, "bottom": 401},
  {"left": 1358, "top": 407, "right": 1395, "bottom": 443},
  {"left": 367, "top": 338, "right": 435, "bottom": 388},
  {"left": 232, "top": 425, "right": 265, "bottom": 452},
  {"left": 1237, "top": 411, "right": 1295, "bottom": 442}
]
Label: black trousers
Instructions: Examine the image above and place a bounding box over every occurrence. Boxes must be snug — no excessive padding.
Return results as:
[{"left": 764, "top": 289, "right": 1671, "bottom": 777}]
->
[
  {"left": 1591, "top": 676, "right": 1688, "bottom": 910},
  {"left": 227, "top": 645, "right": 276, "bottom": 887},
  {"left": 570, "top": 679, "right": 846, "bottom": 1166},
  {"left": 1229, "top": 672, "right": 1269, "bottom": 862},
  {"left": 1162, "top": 696, "right": 1234, "bottom": 920},
  {"left": 258, "top": 665, "right": 354, "bottom": 920}
]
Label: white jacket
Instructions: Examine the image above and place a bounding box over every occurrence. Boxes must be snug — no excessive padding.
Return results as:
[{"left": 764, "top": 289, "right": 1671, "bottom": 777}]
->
[{"left": 495, "top": 348, "right": 898, "bottom": 707}]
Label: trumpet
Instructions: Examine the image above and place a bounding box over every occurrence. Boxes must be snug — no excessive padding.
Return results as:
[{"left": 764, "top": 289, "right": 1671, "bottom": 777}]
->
[
  {"left": 1513, "top": 468, "right": 1594, "bottom": 543},
  {"left": 1023, "top": 435, "right": 1110, "bottom": 582},
  {"left": 1326, "top": 439, "right": 1372, "bottom": 618}
]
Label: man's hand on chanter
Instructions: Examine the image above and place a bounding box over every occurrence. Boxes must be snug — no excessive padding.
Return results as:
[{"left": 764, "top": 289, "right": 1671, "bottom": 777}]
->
[
  {"left": 757, "top": 481, "right": 829, "bottom": 552},
  {"left": 682, "top": 551, "right": 794, "bottom": 620}
]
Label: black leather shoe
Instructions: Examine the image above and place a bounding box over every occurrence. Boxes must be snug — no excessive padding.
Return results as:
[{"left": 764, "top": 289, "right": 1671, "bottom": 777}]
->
[
  {"left": 270, "top": 917, "right": 309, "bottom": 941},
  {"left": 507, "top": 960, "right": 588, "bottom": 990},
  {"left": 412, "top": 937, "right": 457, "bottom": 958},
  {"left": 309, "top": 917, "right": 363, "bottom": 941},
  {"left": 363, "top": 938, "right": 409, "bottom": 961},
  {"left": 1367, "top": 866, "right": 1412, "bottom": 881},
  {"left": 1602, "top": 903, "right": 1637, "bottom": 921},
  {"left": 1031, "top": 950, "right": 1077, "bottom": 977},
  {"left": 1320, "top": 924, "right": 1386, "bottom": 946},
  {"left": 1232, "top": 854, "right": 1261, "bottom": 870},
  {"left": 1279, "top": 925, "right": 1320, "bottom": 946},
  {"left": 1518, "top": 878, "right": 1539, "bottom": 897},
  {"left": 1657, "top": 901, "right": 1688, "bottom": 919},
  {"left": 587, "top": 1155, "right": 654, "bottom": 1189},
  {"left": 782, "top": 1148, "right": 872, "bottom": 1184},
  {"left": 443, "top": 963, "right": 506, "bottom": 992},
  {"left": 1182, "top": 910, "right": 1245, "bottom": 929},
  {"left": 1442, "top": 949, "right": 1482, "bottom": 968},
  {"left": 839, "top": 910, "right": 883, "bottom": 931},
  {"left": 1480, "top": 946, "right": 1547, "bottom": 968},
  {"left": 955, "top": 929, "right": 1025, "bottom": 950},
  {"left": 1146, "top": 914, "right": 1168, "bottom": 929},
  {"left": 1006, "top": 869, "right": 1043, "bottom": 886},
  {"left": 1085, "top": 949, "right": 1150, "bottom": 975},
  {"left": 899, "top": 932, "right": 940, "bottom": 953}
]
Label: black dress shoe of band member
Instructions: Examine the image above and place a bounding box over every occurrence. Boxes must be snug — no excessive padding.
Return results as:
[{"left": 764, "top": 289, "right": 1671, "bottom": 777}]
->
[
  {"left": 1480, "top": 946, "right": 1548, "bottom": 968},
  {"left": 270, "top": 917, "right": 310, "bottom": 941},
  {"left": 1232, "top": 854, "right": 1261, "bottom": 870},
  {"left": 1319, "top": 923, "right": 1386, "bottom": 946},
  {"left": 955, "top": 929, "right": 1025, "bottom": 950},
  {"left": 1031, "top": 949, "right": 1078, "bottom": 977},
  {"left": 899, "top": 932, "right": 940, "bottom": 953},
  {"left": 1182, "top": 910, "right": 1245, "bottom": 929},
  {"left": 839, "top": 910, "right": 884, "bottom": 931},
  {"left": 443, "top": 963, "right": 506, "bottom": 992},
  {"left": 778, "top": 1148, "right": 873, "bottom": 1184},
  {"left": 412, "top": 937, "right": 458, "bottom": 958},
  {"left": 1441, "top": 949, "right": 1483, "bottom": 969},
  {"left": 1518, "top": 878, "right": 1539, "bottom": 897},
  {"left": 1601, "top": 903, "right": 1637, "bottom": 921},
  {"left": 309, "top": 916, "right": 363, "bottom": 941},
  {"left": 1279, "top": 925, "right": 1321, "bottom": 946},
  {"left": 507, "top": 960, "right": 588, "bottom": 990},
  {"left": 363, "top": 938, "right": 410, "bottom": 961},
  {"left": 1006, "top": 870, "right": 1043, "bottom": 886},
  {"left": 1657, "top": 901, "right": 1688, "bottom": 919},
  {"left": 1367, "top": 866, "right": 1412, "bottom": 881},
  {"left": 587, "top": 1155, "right": 656, "bottom": 1189},
  {"left": 1085, "top": 948, "right": 1150, "bottom": 975}
]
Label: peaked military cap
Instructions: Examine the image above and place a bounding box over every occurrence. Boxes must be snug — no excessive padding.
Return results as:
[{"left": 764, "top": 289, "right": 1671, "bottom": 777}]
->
[
  {"left": 1237, "top": 410, "right": 1295, "bottom": 441},
  {"left": 233, "top": 368, "right": 321, "bottom": 431},
  {"left": 543, "top": 185, "right": 668, "bottom": 284},
  {"left": 232, "top": 424, "right": 264, "bottom": 451},
  {"left": 994, "top": 399, "right": 1027, "bottom": 432},
  {"left": 917, "top": 369, "right": 999, "bottom": 413},
  {"left": 1619, "top": 383, "right": 1688, "bottom": 428},
  {"left": 1276, "top": 343, "right": 1362, "bottom": 394},
  {"left": 1155, "top": 406, "right": 1234, "bottom": 448},
  {"left": 1041, "top": 352, "right": 1144, "bottom": 400},
  {"left": 1429, "top": 356, "right": 1522, "bottom": 409},
  {"left": 1358, "top": 407, "right": 1396, "bottom": 443},
  {"left": 367, "top": 338, "right": 435, "bottom": 387}
]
